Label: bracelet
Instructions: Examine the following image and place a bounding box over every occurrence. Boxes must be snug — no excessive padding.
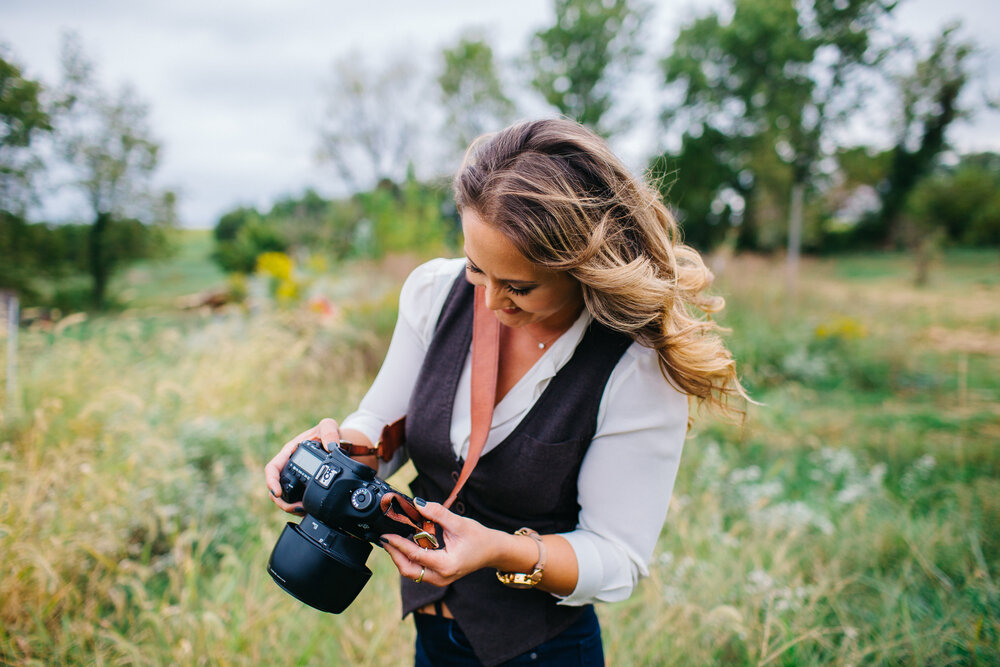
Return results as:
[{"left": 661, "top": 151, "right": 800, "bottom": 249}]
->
[{"left": 496, "top": 527, "right": 546, "bottom": 589}]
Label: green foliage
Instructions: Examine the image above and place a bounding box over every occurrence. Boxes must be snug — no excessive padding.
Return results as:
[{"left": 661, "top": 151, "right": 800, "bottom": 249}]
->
[
  {"left": 530, "top": 0, "right": 647, "bottom": 134},
  {"left": 661, "top": 0, "right": 893, "bottom": 254},
  {"left": 0, "top": 52, "right": 52, "bottom": 216},
  {"left": 905, "top": 153, "right": 1000, "bottom": 246},
  {"left": 438, "top": 33, "right": 516, "bottom": 153},
  {"left": 211, "top": 207, "right": 287, "bottom": 274},
  {"left": 0, "top": 213, "right": 169, "bottom": 308},
  {"left": 211, "top": 179, "right": 458, "bottom": 276},
  {"left": 869, "top": 24, "right": 976, "bottom": 246},
  {"left": 353, "top": 178, "right": 456, "bottom": 259}
]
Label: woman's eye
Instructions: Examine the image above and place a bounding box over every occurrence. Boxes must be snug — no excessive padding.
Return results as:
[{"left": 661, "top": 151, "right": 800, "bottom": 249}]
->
[
  {"left": 465, "top": 263, "right": 483, "bottom": 274},
  {"left": 506, "top": 285, "right": 533, "bottom": 296}
]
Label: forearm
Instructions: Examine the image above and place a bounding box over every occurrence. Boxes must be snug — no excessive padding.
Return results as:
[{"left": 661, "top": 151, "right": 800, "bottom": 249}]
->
[{"left": 339, "top": 427, "right": 378, "bottom": 471}]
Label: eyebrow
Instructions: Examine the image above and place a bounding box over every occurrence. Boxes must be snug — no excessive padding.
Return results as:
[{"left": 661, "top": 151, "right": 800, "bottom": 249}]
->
[{"left": 463, "top": 253, "right": 539, "bottom": 287}]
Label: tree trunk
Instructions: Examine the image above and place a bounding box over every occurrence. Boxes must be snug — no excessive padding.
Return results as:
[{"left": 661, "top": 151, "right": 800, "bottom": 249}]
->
[
  {"left": 89, "top": 212, "right": 111, "bottom": 309},
  {"left": 786, "top": 180, "right": 805, "bottom": 294}
]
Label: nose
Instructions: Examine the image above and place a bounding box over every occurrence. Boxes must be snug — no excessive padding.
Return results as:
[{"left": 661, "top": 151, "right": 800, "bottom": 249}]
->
[{"left": 482, "top": 281, "right": 509, "bottom": 312}]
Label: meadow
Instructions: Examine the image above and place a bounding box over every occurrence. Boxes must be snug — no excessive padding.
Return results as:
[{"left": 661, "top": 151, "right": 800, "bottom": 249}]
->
[{"left": 1, "top": 233, "right": 997, "bottom": 665}]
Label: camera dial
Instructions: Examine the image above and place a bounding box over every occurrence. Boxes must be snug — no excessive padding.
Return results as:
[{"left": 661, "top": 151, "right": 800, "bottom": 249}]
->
[{"left": 351, "top": 486, "right": 376, "bottom": 511}]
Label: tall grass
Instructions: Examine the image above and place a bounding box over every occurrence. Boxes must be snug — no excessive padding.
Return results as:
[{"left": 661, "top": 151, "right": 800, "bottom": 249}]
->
[{"left": 1, "top": 249, "right": 998, "bottom": 665}]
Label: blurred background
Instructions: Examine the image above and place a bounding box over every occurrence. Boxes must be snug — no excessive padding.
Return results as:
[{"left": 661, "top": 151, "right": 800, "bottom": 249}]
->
[{"left": 1, "top": 1, "right": 998, "bottom": 665}]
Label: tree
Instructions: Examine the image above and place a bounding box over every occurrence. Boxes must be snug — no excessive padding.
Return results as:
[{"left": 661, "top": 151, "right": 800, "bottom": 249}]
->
[
  {"left": 56, "top": 33, "right": 172, "bottom": 308},
  {"left": 874, "top": 24, "right": 976, "bottom": 247},
  {"left": 529, "top": 0, "right": 647, "bottom": 135},
  {"left": 438, "top": 33, "right": 516, "bottom": 156},
  {"left": 905, "top": 152, "right": 1000, "bottom": 248},
  {"left": 662, "top": 0, "right": 894, "bottom": 287},
  {"left": 0, "top": 51, "right": 52, "bottom": 218},
  {"left": 316, "top": 52, "right": 431, "bottom": 193}
]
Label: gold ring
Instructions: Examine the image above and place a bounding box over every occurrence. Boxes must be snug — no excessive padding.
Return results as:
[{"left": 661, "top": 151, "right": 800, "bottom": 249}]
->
[{"left": 414, "top": 566, "right": 425, "bottom": 584}]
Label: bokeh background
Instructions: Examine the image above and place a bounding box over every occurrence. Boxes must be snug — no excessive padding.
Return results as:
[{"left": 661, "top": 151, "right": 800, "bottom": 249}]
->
[{"left": 2, "top": 1, "right": 998, "bottom": 665}]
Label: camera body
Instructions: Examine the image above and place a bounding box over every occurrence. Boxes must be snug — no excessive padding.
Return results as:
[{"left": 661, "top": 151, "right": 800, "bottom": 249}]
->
[{"left": 268, "top": 439, "right": 423, "bottom": 613}]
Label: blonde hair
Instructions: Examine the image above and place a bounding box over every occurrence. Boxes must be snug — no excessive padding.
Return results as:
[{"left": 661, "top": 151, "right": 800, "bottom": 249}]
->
[{"left": 454, "top": 118, "right": 748, "bottom": 419}]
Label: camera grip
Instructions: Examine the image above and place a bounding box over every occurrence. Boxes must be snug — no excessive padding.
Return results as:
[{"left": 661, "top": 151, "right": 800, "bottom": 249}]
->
[{"left": 379, "top": 492, "right": 444, "bottom": 550}]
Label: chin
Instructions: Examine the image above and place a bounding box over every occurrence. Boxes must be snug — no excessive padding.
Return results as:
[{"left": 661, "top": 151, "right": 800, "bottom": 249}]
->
[{"left": 496, "top": 310, "right": 530, "bottom": 327}]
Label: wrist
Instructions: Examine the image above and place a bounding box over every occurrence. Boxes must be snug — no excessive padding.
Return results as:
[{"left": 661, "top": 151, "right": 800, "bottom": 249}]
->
[
  {"left": 496, "top": 528, "right": 546, "bottom": 589},
  {"left": 487, "top": 527, "right": 537, "bottom": 572}
]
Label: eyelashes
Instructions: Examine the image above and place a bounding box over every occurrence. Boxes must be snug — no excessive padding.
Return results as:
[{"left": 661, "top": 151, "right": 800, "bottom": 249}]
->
[{"left": 465, "top": 262, "right": 535, "bottom": 296}]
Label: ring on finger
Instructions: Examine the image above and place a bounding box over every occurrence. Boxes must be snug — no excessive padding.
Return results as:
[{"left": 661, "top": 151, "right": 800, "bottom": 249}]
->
[{"left": 414, "top": 566, "right": 425, "bottom": 584}]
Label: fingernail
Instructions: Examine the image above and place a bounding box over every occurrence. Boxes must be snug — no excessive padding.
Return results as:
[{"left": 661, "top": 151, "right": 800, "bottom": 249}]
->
[
  {"left": 414, "top": 497, "right": 426, "bottom": 507},
  {"left": 269, "top": 489, "right": 277, "bottom": 497},
  {"left": 378, "top": 536, "right": 390, "bottom": 544}
]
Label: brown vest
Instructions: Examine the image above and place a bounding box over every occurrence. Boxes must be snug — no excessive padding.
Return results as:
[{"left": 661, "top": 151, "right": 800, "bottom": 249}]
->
[{"left": 401, "top": 273, "right": 631, "bottom": 666}]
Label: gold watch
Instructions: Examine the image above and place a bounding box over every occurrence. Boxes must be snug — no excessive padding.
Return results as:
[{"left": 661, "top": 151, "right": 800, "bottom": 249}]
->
[{"left": 496, "top": 528, "right": 546, "bottom": 589}]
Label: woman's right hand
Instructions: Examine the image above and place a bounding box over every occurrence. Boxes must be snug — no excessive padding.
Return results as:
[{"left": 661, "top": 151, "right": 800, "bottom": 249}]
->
[{"left": 264, "top": 418, "right": 343, "bottom": 514}]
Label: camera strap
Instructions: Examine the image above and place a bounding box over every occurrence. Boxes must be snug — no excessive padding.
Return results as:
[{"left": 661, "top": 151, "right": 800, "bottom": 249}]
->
[
  {"left": 442, "top": 284, "right": 500, "bottom": 510},
  {"left": 348, "top": 285, "right": 498, "bottom": 550}
]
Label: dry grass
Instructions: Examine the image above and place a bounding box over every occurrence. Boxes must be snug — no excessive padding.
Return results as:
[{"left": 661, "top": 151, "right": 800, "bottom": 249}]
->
[{"left": 1, "top": 250, "right": 998, "bottom": 665}]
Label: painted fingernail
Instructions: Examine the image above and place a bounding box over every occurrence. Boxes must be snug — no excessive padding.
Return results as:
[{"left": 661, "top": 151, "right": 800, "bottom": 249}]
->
[
  {"left": 269, "top": 489, "right": 277, "bottom": 497},
  {"left": 378, "top": 536, "right": 390, "bottom": 544},
  {"left": 414, "top": 497, "right": 426, "bottom": 507}
]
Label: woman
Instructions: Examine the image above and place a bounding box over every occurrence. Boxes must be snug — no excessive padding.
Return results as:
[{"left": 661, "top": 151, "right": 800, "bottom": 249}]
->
[{"left": 265, "top": 119, "right": 745, "bottom": 666}]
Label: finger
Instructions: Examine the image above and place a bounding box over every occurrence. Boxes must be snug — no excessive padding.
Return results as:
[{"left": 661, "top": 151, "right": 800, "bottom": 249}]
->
[
  {"left": 317, "top": 418, "right": 341, "bottom": 451},
  {"left": 382, "top": 533, "right": 439, "bottom": 570},
  {"left": 264, "top": 424, "right": 321, "bottom": 498},
  {"left": 410, "top": 499, "right": 460, "bottom": 531},
  {"left": 382, "top": 538, "right": 428, "bottom": 580}
]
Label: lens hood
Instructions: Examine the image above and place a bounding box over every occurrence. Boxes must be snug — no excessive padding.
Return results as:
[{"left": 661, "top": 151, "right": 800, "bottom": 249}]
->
[{"left": 267, "top": 520, "right": 373, "bottom": 614}]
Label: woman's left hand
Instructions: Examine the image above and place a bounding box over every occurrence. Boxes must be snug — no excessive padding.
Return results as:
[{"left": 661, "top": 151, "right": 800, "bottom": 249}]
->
[{"left": 380, "top": 499, "right": 505, "bottom": 586}]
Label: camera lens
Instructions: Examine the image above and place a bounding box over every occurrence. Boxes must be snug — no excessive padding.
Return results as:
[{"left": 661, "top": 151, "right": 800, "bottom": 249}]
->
[{"left": 351, "top": 487, "right": 375, "bottom": 511}]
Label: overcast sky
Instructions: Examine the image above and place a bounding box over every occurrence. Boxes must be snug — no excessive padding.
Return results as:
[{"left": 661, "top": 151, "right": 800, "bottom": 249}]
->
[{"left": 3, "top": 0, "right": 998, "bottom": 228}]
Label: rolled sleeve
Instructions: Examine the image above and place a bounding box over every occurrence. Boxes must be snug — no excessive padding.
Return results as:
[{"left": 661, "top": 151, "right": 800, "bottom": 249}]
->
[{"left": 340, "top": 258, "right": 466, "bottom": 476}]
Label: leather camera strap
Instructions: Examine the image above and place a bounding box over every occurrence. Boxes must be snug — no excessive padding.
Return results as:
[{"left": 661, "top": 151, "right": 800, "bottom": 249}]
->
[
  {"left": 380, "top": 491, "right": 442, "bottom": 549},
  {"left": 443, "top": 285, "right": 499, "bottom": 510}
]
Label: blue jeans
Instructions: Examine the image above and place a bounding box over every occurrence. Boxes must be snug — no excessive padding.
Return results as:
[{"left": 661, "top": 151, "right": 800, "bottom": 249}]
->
[{"left": 413, "top": 606, "right": 604, "bottom": 666}]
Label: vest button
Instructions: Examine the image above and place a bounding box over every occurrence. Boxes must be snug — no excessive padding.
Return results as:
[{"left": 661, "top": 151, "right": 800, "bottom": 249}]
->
[
  {"left": 453, "top": 501, "right": 465, "bottom": 515},
  {"left": 451, "top": 470, "right": 460, "bottom": 482}
]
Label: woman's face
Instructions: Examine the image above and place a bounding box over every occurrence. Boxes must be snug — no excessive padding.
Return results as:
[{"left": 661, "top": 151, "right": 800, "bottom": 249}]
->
[{"left": 461, "top": 208, "right": 583, "bottom": 331}]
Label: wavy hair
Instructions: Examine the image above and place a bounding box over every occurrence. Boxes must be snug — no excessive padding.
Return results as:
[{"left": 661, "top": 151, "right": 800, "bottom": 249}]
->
[{"left": 453, "top": 118, "right": 748, "bottom": 419}]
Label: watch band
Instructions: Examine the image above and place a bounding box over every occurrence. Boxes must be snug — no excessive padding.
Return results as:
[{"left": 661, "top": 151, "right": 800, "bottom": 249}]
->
[{"left": 496, "top": 528, "right": 546, "bottom": 589}]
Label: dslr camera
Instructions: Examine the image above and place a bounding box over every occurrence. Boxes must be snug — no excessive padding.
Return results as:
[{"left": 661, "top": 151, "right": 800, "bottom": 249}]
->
[{"left": 267, "top": 439, "right": 436, "bottom": 613}]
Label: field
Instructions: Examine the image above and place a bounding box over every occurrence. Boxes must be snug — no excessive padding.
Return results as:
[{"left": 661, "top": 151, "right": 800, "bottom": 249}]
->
[{"left": 1, "top": 232, "right": 998, "bottom": 665}]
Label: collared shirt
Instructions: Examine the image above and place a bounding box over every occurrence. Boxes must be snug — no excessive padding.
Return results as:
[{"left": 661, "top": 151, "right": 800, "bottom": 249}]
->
[{"left": 341, "top": 258, "right": 687, "bottom": 605}]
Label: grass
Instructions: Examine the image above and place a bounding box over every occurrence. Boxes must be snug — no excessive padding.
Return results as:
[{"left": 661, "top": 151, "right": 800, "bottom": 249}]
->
[{"left": 1, "top": 245, "right": 998, "bottom": 665}]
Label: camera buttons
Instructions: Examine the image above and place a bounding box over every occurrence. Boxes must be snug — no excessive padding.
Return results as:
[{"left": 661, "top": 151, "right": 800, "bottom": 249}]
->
[
  {"left": 315, "top": 463, "right": 340, "bottom": 489},
  {"left": 351, "top": 487, "right": 376, "bottom": 511}
]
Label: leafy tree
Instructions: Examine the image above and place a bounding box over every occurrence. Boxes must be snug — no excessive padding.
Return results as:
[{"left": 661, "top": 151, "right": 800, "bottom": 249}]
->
[
  {"left": 873, "top": 24, "right": 976, "bottom": 247},
  {"left": 56, "top": 34, "right": 172, "bottom": 308},
  {"left": 0, "top": 50, "right": 52, "bottom": 218},
  {"left": 211, "top": 206, "right": 287, "bottom": 274},
  {"left": 906, "top": 153, "right": 1000, "bottom": 248},
  {"left": 316, "top": 52, "right": 431, "bottom": 193},
  {"left": 529, "top": 0, "right": 647, "bottom": 135},
  {"left": 662, "top": 0, "right": 894, "bottom": 283},
  {"left": 649, "top": 127, "right": 751, "bottom": 252},
  {"left": 438, "top": 33, "right": 516, "bottom": 155}
]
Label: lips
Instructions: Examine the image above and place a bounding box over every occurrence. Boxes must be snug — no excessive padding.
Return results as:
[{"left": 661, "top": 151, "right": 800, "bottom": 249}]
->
[{"left": 502, "top": 307, "right": 521, "bottom": 314}]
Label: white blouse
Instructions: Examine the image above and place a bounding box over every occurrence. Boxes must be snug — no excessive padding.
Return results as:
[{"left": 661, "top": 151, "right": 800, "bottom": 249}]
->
[{"left": 341, "top": 258, "right": 688, "bottom": 605}]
